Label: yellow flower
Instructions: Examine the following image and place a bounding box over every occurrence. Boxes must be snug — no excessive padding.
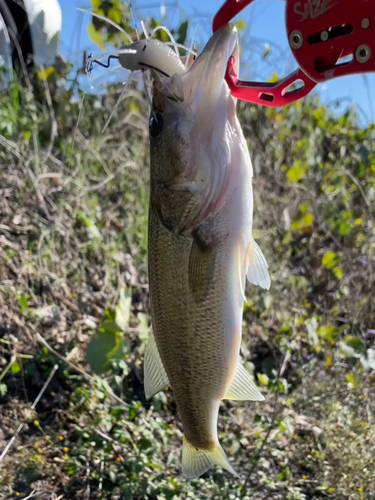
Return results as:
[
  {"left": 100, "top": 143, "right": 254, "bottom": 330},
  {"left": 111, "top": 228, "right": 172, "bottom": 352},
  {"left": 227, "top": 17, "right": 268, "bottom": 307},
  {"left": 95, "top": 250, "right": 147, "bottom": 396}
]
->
[
  {"left": 33, "top": 420, "right": 39, "bottom": 426},
  {"left": 63, "top": 447, "right": 69, "bottom": 453},
  {"left": 34, "top": 443, "right": 39, "bottom": 447},
  {"left": 302, "top": 475, "right": 307, "bottom": 480},
  {"left": 116, "top": 457, "right": 121, "bottom": 462},
  {"left": 59, "top": 436, "right": 64, "bottom": 441},
  {"left": 358, "top": 487, "right": 362, "bottom": 493},
  {"left": 15, "top": 493, "right": 20, "bottom": 497},
  {"left": 169, "top": 423, "right": 173, "bottom": 428},
  {"left": 125, "top": 354, "right": 129, "bottom": 359},
  {"left": 92, "top": 396, "right": 98, "bottom": 402}
]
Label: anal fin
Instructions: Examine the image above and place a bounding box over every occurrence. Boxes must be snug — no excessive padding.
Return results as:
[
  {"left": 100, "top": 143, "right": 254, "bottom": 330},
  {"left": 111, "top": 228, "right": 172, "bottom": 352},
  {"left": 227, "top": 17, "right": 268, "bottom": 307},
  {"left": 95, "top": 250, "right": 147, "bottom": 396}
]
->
[
  {"left": 182, "top": 436, "right": 240, "bottom": 479},
  {"left": 223, "top": 360, "right": 264, "bottom": 401},
  {"left": 144, "top": 331, "right": 170, "bottom": 399},
  {"left": 246, "top": 236, "right": 271, "bottom": 290}
]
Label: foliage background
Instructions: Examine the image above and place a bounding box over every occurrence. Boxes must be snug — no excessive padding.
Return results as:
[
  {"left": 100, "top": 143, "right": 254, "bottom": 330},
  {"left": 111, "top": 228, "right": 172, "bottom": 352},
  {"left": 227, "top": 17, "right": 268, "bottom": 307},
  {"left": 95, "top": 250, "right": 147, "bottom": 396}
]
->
[{"left": 0, "top": 2, "right": 374, "bottom": 499}]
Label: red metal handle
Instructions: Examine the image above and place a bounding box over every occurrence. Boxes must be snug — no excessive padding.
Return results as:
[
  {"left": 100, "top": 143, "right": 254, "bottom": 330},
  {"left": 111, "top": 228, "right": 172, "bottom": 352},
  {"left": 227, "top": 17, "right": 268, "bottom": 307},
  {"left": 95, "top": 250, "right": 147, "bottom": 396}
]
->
[
  {"left": 213, "top": 0, "right": 317, "bottom": 106},
  {"left": 213, "top": 0, "right": 375, "bottom": 107},
  {"left": 286, "top": 0, "right": 375, "bottom": 83},
  {"left": 226, "top": 62, "right": 316, "bottom": 107}
]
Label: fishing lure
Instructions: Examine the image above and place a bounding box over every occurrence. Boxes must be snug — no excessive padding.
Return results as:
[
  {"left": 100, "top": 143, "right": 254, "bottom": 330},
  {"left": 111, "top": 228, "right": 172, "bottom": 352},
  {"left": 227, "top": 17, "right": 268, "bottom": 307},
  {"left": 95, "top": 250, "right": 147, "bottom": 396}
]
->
[
  {"left": 87, "top": 38, "right": 186, "bottom": 78},
  {"left": 85, "top": 18, "right": 198, "bottom": 131}
]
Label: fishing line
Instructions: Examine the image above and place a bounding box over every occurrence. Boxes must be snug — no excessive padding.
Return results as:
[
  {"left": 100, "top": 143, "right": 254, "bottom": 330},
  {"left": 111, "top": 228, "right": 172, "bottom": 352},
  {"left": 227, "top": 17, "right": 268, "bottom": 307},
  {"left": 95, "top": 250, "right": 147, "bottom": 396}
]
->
[
  {"left": 76, "top": 8, "right": 133, "bottom": 44},
  {"left": 129, "top": 0, "right": 140, "bottom": 41},
  {"left": 102, "top": 72, "right": 134, "bottom": 133},
  {"left": 185, "top": 24, "right": 199, "bottom": 69},
  {"left": 165, "top": 42, "right": 198, "bottom": 57},
  {"left": 141, "top": 20, "right": 149, "bottom": 39},
  {"left": 150, "top": 25, "right": 179, "bottom": 56}
]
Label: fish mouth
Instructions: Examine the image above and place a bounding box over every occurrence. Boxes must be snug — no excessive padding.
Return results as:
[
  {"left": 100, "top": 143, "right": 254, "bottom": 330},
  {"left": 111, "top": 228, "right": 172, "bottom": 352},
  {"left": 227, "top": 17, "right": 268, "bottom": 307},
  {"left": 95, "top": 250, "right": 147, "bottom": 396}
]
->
[{"left": 181, "top": 23, "right": 239, "bottom": 108}]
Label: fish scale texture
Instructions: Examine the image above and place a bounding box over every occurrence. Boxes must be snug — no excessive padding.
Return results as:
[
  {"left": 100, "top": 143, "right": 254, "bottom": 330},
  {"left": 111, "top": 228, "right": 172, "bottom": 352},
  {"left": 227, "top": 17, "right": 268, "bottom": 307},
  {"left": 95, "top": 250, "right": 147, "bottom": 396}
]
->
[{"left": 148, "top": 206, "right": 237, "bottom": 450}]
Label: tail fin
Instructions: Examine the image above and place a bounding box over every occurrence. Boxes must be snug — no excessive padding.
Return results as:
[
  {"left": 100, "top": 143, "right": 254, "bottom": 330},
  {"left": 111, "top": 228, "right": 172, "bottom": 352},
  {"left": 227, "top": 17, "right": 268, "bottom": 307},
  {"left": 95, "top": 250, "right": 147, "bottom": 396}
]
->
[{"left": 182, "top": 436, "right": 240, "bottom": 479}]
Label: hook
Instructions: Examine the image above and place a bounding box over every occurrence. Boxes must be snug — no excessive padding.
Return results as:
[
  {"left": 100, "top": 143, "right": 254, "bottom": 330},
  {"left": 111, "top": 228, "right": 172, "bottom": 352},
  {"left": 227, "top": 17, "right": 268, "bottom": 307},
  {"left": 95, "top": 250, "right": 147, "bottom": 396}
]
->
[{"left": 86, "top": 54, "right": 119, "bottom": 74}]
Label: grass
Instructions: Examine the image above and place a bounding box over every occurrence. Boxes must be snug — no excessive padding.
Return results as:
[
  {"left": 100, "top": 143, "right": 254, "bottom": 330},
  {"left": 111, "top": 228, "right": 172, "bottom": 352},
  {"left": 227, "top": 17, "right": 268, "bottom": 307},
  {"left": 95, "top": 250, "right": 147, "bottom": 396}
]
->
[{"left": 0, "top": 67, "right": 374, "bottom": 500}]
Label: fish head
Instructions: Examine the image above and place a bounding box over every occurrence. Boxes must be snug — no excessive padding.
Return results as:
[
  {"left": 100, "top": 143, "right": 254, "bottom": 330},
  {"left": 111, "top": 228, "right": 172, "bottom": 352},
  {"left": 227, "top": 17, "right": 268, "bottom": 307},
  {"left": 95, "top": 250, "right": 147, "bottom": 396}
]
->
[{"left": 149, "top": 24, "right": 240, "bottom": 212}]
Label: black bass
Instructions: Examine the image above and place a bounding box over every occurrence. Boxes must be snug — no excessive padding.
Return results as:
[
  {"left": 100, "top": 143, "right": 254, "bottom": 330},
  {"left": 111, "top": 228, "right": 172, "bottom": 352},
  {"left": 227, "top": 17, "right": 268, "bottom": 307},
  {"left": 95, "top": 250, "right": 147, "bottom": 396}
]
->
[{"left": 144, "top": 24, "right": 270, "bottom": 478}]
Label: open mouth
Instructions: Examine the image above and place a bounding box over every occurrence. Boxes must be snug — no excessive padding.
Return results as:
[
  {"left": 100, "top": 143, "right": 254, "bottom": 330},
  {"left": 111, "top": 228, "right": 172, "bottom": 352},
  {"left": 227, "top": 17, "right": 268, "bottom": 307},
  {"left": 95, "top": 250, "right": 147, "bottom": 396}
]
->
[{"left": 180, "top": 23, "right": 238, "bottom": 107}]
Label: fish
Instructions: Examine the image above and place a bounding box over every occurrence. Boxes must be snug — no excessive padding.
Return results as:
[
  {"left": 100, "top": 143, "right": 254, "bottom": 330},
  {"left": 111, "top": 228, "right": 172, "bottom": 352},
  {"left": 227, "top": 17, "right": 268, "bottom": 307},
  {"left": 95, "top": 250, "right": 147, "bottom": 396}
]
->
[{"left": 144, "top": 23, "right": 271, "bottom": 479}]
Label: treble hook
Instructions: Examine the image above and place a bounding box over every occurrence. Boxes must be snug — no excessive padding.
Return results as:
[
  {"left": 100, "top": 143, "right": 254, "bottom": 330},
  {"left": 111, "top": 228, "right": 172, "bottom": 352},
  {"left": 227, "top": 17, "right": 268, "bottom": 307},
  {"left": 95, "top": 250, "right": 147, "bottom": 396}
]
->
[{"left": 86, "top": 53, "right": 119, "bottom": 74}]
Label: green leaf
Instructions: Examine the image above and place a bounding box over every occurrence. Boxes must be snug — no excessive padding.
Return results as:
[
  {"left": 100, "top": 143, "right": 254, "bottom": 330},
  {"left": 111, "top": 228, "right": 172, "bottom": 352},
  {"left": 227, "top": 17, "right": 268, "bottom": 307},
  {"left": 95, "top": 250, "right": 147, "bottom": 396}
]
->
[
  {"left": 322, "top": 252, "right": 336, "bottom": 269},
  {"left": 115, "top": 291, "right": 131, "bottom": 331},
  {"left": 137, "top": 313, "right": 149, "bottom": 343},
  {"left": 177, "top": 20, "right": 189, "bottom": 45},
  {"left": 87, "top": 22, "right": 106, "bottom": 50},
  {"left": 76, "top": 211, "right": 101, "bottom": 240},
  {"left": 86, "top": 330, "right": 124, "bottom": 374},
  {"left": 279, "top": 422, "right": 286, "bottom": 433},
  {"left": 257, "top": 373, "right": 269, "bottom": 386},
  {"left": 266, "top": 72, "right": 279, "bottom": 83},
  {"left": 291, "top": 213, "right": 314, "bottom": 231},
  {"left": 0, "top": 383, "right": 7, "bottom": 396},
  {"left": 37, "top": 66, "right": 56, "bottom": 80},
  {"left": 299, "top": 201, "right": 310, "bottom": 214},
  {"left": 333, "top": 266, "right": 343, "bottom": 280},
  {"left": 235, "top": 18, "right": 247, "bottom": 36},
  {"left": 337, "top": 220, "right": 351, "bottom": 236},
  {"left": 100, "top": 320, "right": 120, "bottom": 333},
  {"left": 341, "top": 335, "right": 366, "bottom": 358},
  {"left": 287, "top": 165, "right": 305, "bottom": 182},
  {"left": 20, "top": 294, "right": 29, "bottom": 308},
  {"left": 11, "top": 360, "right": 21, "bottom": 375},
  {"left": 318, "top": 325, "right": 337, "bottom": 342}
]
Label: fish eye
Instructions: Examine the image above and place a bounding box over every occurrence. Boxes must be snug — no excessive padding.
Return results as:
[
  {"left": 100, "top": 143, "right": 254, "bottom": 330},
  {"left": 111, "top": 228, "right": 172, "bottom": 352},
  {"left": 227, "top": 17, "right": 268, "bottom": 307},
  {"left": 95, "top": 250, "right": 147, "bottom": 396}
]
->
[{"left": 149, "top": 112, "right": 164, "bottom": 138}]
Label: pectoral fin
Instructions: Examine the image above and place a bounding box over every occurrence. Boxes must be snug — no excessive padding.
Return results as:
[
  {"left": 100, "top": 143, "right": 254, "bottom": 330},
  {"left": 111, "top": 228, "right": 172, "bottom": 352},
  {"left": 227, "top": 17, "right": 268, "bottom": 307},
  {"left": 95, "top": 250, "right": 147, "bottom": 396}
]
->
[
  {"left": 144, "top": 331, "right": 170, "bottom": 399},
  {"left": 188, "top": 238, "right": 216, "bottom": 303},
  {"left": 223, "top": 360, "right": 264, "bottom": 401},
  {"left": 246, "top": 237, "right": 270, "bottom": 290}
]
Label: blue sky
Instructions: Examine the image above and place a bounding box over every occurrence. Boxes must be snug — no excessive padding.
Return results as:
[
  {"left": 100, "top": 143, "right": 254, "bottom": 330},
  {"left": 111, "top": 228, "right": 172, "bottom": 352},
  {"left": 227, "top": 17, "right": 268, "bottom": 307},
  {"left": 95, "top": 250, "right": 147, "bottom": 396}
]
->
[{"left": 59, "top": 0, "right": 374, "bottom": 123}]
